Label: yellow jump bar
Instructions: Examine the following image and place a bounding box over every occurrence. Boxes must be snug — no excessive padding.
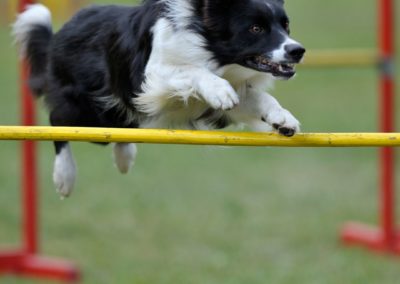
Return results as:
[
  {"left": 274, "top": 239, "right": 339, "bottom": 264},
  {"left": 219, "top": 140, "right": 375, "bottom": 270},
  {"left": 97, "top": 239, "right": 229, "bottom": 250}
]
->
[
  {"left": 302, "top": 49, "right": 378, "bottom": 67},
  {"left": 0, "top": 126, "right": 399, "bottom": 147}
]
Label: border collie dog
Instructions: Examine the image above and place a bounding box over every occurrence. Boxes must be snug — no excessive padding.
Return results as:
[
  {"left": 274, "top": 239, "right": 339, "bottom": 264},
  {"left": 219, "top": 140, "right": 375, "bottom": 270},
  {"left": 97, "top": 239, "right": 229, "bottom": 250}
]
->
[{"left": 13, "top": 0, "right": 305, "bottom": 197}]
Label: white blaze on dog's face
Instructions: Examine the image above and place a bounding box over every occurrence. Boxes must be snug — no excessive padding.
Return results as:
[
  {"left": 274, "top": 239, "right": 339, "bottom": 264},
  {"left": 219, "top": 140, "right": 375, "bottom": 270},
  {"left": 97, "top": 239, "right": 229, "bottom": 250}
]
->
[{"left": 203, "top": 0, "right": 305, "bottom": 79}]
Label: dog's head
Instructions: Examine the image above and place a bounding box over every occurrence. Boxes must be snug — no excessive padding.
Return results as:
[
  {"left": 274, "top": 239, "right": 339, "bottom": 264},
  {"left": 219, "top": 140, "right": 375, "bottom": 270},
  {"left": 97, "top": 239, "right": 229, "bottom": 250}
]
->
[{"left": 202, "top": 0, "right": 305, "bottom": 79}]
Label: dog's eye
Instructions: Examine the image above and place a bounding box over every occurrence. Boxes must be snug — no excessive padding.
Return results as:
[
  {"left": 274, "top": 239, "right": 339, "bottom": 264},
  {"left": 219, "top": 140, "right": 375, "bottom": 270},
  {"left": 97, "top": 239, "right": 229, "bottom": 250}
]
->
[
  {"left": 249, "top": 25, "right": 264, "bottom": 34},
  {"left": 284, "top": 22, "right": 290, "bottom": 33}
]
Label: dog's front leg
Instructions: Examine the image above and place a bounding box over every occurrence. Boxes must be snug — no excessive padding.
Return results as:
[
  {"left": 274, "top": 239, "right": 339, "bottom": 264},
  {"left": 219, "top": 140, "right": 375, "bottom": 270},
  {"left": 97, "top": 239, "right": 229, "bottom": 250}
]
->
[
  {"left": 230, "top": 88, "right": 300, "bottom": 136},
  {"left": 259, "top": 92, "right": 301, "bottom": 136},
  {"left": 136, "top": 68, "right": 239, "bottom": 114},
  {"left": 191, "top": 71, "right": 240, "bottom": 110}
]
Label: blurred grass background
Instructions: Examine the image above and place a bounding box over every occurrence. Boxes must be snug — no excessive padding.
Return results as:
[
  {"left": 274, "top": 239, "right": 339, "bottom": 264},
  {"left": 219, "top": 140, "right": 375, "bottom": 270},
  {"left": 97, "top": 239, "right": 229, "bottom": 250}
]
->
[{"left": 0, "top": 0, "right": 400, "bottom": 283}]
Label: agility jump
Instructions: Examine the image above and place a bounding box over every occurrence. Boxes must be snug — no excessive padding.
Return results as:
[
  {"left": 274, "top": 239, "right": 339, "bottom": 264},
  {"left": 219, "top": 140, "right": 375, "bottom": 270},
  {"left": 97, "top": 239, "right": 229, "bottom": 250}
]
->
[{"left": 0, "top": 0, "right": 396, "bottom": 283}]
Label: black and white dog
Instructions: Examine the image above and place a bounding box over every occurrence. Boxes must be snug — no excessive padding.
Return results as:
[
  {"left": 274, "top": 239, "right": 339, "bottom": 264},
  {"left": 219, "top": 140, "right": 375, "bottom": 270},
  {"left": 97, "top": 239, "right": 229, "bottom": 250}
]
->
[{"left": 13, "top": 0, "right": 305, "bottom": 197}]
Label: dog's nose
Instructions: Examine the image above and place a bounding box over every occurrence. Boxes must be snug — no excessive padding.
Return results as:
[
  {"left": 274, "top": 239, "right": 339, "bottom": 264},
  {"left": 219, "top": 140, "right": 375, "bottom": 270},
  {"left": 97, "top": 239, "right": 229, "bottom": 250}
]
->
[{"left": 285, "top": 44, "right": 306, "bottom": 61}]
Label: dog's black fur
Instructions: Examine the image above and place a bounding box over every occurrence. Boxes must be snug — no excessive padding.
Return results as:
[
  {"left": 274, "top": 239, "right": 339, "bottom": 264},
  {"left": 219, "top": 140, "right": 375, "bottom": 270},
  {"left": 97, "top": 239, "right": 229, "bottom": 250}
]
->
[{"left": 29, "top": 3, "right": 160, "bottom": 130}]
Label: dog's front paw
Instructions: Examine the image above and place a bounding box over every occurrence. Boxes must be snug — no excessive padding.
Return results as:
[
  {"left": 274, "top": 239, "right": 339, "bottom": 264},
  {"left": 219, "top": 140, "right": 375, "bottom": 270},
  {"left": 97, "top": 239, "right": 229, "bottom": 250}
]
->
[
  {"left": 201, "top": 78, "right": 239, "bottom": 110},
  {"left": 264, "top": 109, "right": 300, "bottom": 137}
]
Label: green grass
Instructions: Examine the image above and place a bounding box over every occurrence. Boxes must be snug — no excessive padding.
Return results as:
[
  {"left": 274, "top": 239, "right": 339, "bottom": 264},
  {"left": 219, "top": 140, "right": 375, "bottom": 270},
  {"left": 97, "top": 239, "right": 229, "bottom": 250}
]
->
[{"left": 0, "top": 0, "right": 400, "bottom": 283}]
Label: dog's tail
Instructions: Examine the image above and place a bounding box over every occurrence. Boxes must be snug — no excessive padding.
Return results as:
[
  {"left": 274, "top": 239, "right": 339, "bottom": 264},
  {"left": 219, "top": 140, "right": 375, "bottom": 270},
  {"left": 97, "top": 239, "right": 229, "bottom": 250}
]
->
[{"left": 13, "top": 4, "right": 53, "bottom": 96}]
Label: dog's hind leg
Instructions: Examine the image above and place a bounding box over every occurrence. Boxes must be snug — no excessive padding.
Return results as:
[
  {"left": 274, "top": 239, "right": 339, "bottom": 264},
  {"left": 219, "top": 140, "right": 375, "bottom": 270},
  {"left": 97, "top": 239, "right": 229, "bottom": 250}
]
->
[
  {"left": 53, "top": 141, "right": 77, "bottom": 198},
  {"left": 113, "top": 143, "right": 137, "bottom": 174},
  {"left": 49, "top": 105, "right": 79, "bottom": 198}
]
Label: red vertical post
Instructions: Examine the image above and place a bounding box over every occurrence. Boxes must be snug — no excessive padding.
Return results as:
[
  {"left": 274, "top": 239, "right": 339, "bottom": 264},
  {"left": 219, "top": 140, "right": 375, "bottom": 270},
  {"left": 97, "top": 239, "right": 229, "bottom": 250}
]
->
[
  {"left": 19, "top": 0, "right": 38, "bottom": 259},
  {"left": 18, "top": 0, "right": 38, "bottom": 255},
  {"left": 340, "top": 0, "right": 398, "bottom": 254},
  {"left": 379, "top": 0, "right": 396, "bottom": 249}
]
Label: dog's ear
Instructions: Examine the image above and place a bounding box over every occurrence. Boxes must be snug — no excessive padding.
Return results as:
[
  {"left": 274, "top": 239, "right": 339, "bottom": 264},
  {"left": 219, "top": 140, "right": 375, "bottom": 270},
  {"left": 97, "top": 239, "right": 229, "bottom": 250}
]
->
[
  {"left": 204, "top": 0, "right": 234, "bottom": 5},
  {"left": 203, "top": 0, "right": 237, "bottom": 31},
  {"left": 203, "top": 0, "right": 241, "bottom": 14}
]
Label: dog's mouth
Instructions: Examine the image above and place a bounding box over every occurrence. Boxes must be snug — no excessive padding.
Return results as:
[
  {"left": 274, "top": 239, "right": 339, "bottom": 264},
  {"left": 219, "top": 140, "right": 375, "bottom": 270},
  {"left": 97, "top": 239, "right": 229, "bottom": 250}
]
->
[{"left": 244, "top": 56, "right": 297, "bottom": 79}]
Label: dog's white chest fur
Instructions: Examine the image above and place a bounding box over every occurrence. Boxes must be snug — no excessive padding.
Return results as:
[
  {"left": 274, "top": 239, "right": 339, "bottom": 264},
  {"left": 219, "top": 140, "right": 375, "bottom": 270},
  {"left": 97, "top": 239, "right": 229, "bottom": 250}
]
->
[{"left": 135, "top": 18, "right": 217, "bottom": 129}]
